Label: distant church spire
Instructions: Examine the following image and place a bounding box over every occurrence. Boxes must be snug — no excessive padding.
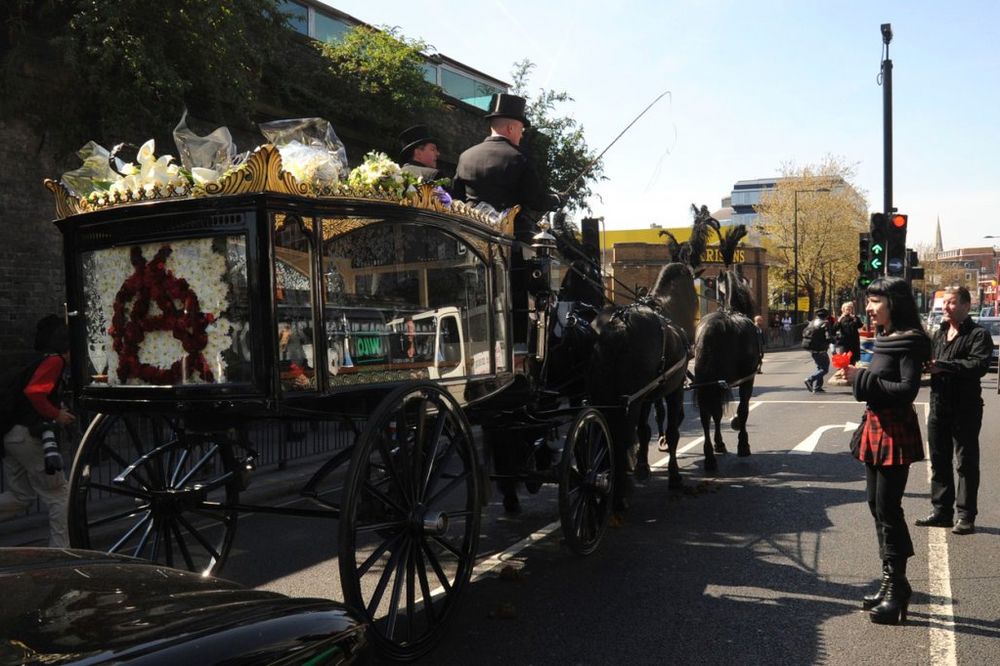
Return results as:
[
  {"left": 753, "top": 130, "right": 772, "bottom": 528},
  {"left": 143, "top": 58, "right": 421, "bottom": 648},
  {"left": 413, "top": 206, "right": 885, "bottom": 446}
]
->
[{"left": 934, "top": 216, "right": 943, "bottom": 253}]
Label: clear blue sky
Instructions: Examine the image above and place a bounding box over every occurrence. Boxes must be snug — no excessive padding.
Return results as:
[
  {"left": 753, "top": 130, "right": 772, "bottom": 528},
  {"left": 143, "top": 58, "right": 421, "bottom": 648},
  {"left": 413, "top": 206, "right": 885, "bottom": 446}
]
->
[{"left": 323, "top": 0, "right": 999, "bottom": 251}]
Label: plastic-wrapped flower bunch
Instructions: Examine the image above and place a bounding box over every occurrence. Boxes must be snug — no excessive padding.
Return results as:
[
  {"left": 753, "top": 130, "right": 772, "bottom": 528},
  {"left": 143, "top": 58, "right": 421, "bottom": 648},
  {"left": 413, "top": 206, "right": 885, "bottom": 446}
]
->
[
  {"left": 346, "top": 151, "right": 425, "bottom": 199},
  {"left": 259, "top": 118, "right": 348, "bottom": 191}
]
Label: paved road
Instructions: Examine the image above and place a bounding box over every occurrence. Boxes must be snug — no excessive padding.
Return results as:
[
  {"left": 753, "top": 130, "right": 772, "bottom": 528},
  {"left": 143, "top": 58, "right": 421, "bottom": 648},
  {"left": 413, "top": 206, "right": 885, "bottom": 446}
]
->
[{"left": 189, "top": 348, "right": 1000, "bottom": 664}]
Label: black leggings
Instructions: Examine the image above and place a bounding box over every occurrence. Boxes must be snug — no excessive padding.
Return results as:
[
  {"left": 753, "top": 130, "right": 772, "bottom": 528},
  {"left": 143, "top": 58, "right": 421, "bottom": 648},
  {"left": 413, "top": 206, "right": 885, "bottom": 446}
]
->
[{"left": 865, "top": 463, "right": 914, "bottom": 561}]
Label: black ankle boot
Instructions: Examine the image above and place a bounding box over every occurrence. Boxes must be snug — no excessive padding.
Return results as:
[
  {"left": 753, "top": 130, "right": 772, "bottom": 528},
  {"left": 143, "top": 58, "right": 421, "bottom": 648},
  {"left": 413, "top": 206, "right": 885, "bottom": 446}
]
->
[
  {"left": 863, "top": 561, "right": 891, "bottom": 609},
  {"left": 869, "top": 559, "right": 912, "bottom": 625}
]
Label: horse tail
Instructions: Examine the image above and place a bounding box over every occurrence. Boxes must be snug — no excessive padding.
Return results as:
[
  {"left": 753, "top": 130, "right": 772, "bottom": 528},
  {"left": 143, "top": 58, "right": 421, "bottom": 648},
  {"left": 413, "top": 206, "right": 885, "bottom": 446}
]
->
[{"left": 693, "top": 381, "right": 732, "bottom": 413}]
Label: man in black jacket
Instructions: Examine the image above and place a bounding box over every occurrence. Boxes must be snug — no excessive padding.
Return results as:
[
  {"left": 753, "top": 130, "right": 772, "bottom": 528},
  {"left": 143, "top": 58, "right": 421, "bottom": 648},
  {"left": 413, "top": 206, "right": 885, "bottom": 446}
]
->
[
  {"left": 802, "top": 308, "right": 832, "bottom": 393},
  {"left": 453, "top": 93, "right": 563, "bottom": 239},
  {"left": 916, "top": 286, "right": 992, "bottom": 535}
]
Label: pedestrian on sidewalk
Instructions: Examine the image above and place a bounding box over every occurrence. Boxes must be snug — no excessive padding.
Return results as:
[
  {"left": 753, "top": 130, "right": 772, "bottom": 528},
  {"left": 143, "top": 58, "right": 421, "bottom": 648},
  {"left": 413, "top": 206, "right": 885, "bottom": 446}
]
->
[
  {"left": 835, "top": 301, "right": 863, "bottom": 364},
  {"left": 0, "top": 315, "right": 74, "bottom": 548},
  {"left": 915, "top": 285, "right": 991, "bottom": 535},
  {"left": 840, "top": 277, "right": 930, "bottom": 625},
  {"left": 801, "top": 307, "right": 832, "bottom": 392}
]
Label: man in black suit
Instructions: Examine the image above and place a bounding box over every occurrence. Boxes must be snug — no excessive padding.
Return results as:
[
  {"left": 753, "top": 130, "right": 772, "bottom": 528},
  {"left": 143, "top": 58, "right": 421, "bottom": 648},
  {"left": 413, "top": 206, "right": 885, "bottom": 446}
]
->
[
  {"left": 453, "top": 93, "right": 564, "bottom": 240},
  {"left": 398, "top": 125, "right": 443, "bottom": 181}
]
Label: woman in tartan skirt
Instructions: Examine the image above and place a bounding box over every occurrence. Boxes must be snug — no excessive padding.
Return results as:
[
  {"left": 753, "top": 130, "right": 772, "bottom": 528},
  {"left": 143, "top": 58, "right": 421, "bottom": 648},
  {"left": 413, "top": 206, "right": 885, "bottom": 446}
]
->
[{"left": 840, "top": 277, "right": 930, "bottom": 625}]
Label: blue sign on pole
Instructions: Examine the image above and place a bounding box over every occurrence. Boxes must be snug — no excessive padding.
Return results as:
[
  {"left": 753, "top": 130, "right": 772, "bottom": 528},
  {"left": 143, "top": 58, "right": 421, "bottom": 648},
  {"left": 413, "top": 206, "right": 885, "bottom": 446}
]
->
[{"left": 887, "top": 257, "right": 905, "bottom": 276}]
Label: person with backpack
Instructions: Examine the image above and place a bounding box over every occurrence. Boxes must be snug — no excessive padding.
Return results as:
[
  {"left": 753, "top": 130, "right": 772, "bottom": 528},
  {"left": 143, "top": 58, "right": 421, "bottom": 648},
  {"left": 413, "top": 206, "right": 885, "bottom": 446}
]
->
[
  {"left": 802, "top": 307, "right": 833, "bottom": 393},
  {"left": 0, "top": 315, "right": 74, "bottom": 547}
]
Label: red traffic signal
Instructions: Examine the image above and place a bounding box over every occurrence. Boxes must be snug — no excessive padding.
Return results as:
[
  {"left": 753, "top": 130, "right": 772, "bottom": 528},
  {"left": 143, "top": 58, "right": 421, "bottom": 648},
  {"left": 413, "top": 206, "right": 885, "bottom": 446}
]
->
[{"left": 890, "top": 213, "right": 908, "bottom": 229}]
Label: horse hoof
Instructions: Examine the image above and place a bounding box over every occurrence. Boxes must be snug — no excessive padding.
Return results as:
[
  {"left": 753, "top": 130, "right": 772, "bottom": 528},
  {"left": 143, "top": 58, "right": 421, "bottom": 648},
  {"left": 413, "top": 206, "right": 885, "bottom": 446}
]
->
[
  {"left": 737, "top": 446, "right": 751, "bottom": 457},
  {"left": 713, "top": 444, "right": 728, "bottom": 455},
  {"left": 704, "top": 459, "right": 718, "bottom": 473},
  {"left": 503, "top": 495, "right": 522, "bottom": 514},
  {"left": 634, "top": 462, "right": 650, "bottom": 481}
]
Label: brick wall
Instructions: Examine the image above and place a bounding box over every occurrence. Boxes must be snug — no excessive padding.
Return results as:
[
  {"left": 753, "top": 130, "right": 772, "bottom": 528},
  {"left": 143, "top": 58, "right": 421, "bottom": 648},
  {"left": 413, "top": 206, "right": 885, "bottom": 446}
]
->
[{"left": 0, "top": 117, "right": 76, "bottom": 366}]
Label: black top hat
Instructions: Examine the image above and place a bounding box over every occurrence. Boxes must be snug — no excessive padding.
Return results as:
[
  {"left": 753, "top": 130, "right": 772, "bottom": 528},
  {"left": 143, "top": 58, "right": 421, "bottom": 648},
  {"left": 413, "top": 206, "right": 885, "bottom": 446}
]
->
[
  {"left": 485, "top": 93, "right": 531, "bottom": 128},
  {"left": 398, "top": 125, "right": 437, "bottom": 162}
]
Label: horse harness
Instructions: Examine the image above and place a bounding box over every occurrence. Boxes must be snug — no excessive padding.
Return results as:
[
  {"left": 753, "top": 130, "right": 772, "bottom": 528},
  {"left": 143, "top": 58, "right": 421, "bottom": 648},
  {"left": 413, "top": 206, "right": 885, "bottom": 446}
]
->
[
  {"left": 610, "top": 299, "right": 692, "bottom": 405},
  {"left": 683, "top": 307, "right": 758, "bottom": 392}
]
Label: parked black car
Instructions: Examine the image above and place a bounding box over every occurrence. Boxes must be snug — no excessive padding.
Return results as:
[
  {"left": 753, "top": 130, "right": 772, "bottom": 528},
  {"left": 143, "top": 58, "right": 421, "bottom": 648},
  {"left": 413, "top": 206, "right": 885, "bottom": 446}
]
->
[{"left": 0, "top": 548, "right": 371, "bottom": 665}]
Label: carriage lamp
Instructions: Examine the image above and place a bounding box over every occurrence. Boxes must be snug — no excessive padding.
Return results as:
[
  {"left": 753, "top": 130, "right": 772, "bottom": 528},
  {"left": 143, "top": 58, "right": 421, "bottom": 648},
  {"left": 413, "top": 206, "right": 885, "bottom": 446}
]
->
[{"left": 531, "top": 228, "right": 558, "bottom": 256}]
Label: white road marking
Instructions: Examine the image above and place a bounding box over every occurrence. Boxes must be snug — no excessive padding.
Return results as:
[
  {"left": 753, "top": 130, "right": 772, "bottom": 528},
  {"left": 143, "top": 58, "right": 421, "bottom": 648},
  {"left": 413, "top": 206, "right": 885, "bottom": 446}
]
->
[
  {"left": 922, "top": 401, "right": 957, "bottom": 665},
  {"left": 789, "top": 422, "right": 859, "bottom": 454},
  {"left": 658, "top": 401, "right": 765, "bottom": 460}
]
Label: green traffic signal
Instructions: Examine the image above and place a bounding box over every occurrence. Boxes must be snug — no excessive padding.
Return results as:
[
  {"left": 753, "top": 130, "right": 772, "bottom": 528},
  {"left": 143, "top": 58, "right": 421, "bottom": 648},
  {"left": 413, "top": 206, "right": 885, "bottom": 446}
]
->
[{"left": 871, "top": 242, "right": 884, "bottom": 255}]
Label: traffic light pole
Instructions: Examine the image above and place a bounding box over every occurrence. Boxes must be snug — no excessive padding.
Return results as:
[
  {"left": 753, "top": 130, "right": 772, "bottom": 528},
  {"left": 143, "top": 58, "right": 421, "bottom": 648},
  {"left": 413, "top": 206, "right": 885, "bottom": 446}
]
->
[{"left": 881, "top": 23, "right": 894, "bottom": 220}]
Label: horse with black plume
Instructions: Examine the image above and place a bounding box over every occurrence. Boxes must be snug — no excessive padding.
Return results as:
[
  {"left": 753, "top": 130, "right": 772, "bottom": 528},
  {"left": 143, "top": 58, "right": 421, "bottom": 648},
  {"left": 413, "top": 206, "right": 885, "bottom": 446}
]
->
[
  {"left": 692, "top": 224, "right": 761, "bottom": 471},
  {"left": 587, "top": 206, "right": 717, "bottom": 508}
]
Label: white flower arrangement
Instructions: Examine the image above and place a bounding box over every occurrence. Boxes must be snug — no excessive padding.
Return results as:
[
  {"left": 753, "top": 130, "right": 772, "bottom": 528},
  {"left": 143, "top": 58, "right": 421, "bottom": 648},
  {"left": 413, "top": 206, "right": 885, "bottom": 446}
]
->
[
  {"left": 85, "top": 139, "right": 192, "bottom": 206},
  {"left": 86, "top": 238, "right": 236, "bottom": 385},
  {"left": 346, "top": 151, "right": 419, "bottom": 198},
  {"left": 277, "top": 140, "right": 344, "bottom": 190}
]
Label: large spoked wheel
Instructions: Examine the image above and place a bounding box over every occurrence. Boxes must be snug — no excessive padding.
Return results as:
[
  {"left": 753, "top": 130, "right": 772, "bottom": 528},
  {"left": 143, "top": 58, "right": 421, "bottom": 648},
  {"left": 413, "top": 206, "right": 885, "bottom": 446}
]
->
[
  {"left": 558, "top": 407, "right": 614, "bottom": 556},
  {"left": 339, "top": 382, "right": 481, "bottom": 662},
  {"left": 67, "top": 413, "right": 242, "bottom": 576}
]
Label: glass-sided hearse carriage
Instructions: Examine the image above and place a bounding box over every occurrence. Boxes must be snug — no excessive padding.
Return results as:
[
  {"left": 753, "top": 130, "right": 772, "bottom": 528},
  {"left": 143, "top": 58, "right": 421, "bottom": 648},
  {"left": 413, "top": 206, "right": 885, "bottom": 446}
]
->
[{"left": 45, "top": 145, "right": 616, "bottom": 661}]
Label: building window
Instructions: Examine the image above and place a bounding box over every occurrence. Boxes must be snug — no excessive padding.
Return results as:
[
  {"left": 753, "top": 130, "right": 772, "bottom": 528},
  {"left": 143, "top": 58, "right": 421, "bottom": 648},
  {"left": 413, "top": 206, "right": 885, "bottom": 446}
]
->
[
  {"left": 281, "top": 0, "right": 308, "bottom": 35},
  {"left": 422, "top": 62, "right": 439, "bottom": 85},
  {"left": 440, "top": 67, "right": 501, "bottom": 110},
  {"left": 315, "top": 12, "right": 351, "bottom": 43},
  {"left": 731, "top": 190, "right": 759, "bottom": 206}
]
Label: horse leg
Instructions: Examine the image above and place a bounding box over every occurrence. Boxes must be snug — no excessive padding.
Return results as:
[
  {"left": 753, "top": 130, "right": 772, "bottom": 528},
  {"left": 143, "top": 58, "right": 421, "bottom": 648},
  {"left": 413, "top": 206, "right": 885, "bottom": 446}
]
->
[
  {"left": 736, "top": 382, "right": 753, "bottom": 457},
  {"left": 665, "top": 389, "right": 685, "bottom": 488},
  {"left": 700, "top": 401, "right": 718, "bottom": 473},
  {"left": 484, "top": 428, "right": 522, "bottom": 514},
  {"left": 608, "top": 410, "right": 634, "bottom": 513},
  {"left": 634, "top": 401, "right": 652, "bottom": 481},
  {"left": 712, "top": 397, "right": 727, "bottom": 455},
  {"left": 654, "top": 397, "right": 668, "bottom": 452}
]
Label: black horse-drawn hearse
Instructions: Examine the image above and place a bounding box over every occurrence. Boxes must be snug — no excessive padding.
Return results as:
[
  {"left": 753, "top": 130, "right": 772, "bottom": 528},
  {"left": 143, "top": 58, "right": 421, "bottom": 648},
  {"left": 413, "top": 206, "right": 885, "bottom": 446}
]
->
[{"left": 43, "top": 143, "right": 693, "bottom": 661}]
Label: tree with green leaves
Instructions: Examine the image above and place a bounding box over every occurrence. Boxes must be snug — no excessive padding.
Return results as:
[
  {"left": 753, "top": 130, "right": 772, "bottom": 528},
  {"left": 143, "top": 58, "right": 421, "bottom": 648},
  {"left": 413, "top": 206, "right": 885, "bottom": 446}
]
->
[
  {"left": 313, "top": 25, "right": 441, "bottom": 133},
  {"left": 755, "top": 157, "right": 869, "bottom": 317},
  {"left": 510, "top": 59, "right": 603, "bottom": 213}
]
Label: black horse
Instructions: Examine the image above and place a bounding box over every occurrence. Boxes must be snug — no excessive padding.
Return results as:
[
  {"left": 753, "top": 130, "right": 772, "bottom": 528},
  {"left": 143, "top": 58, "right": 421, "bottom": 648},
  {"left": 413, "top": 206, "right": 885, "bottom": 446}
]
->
[
  {"left": 692, "top": 225, "right": 761, "bottom": 471},
  {"left": 587, "top": 206, "right": 716, "bottom": 503}
]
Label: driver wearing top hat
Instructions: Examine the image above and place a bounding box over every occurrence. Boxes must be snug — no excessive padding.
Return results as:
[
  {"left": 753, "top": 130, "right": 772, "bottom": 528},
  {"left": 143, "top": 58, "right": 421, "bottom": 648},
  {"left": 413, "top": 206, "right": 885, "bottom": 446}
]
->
[
  {"left": 398, "top": 124, "right": 444, "bottom": 181},
  {"left": 453, "top": 93, "right": 564, "bottom": 240}
]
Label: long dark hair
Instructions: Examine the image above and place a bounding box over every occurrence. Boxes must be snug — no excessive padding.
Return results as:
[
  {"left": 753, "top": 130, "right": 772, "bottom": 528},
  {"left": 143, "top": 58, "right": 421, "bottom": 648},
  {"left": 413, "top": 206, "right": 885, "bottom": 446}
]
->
[{"left": 866, "top": 277, "right": 924, "bottom": 334}]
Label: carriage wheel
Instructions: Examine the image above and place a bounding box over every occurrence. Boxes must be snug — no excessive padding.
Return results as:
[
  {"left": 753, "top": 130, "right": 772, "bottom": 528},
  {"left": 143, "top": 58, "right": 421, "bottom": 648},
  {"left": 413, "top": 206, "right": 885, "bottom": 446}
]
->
[
  {"left": 339, "top": 382, "right": 481, "bottom": 662},
  {"left": 67, "top": 413, "right": 242, "bottom": 576},
  {"left": 558, "top": 407, "right": 614, "bottom": 556}
]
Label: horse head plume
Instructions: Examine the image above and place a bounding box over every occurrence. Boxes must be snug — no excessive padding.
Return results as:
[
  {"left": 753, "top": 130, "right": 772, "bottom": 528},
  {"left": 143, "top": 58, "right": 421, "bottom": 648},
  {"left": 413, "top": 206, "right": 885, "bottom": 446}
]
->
[
  {"left": 687, "top": 204, "right": 720, "bottom": 271},
  {"left": 659, "top": 229, "right": 683, "bottom": 262},
  {"left": 719, "top": 224, "right": 748, "bottom": 268},
  {"left": 716, "top": 224, "right": 754, "bottom": 315}
]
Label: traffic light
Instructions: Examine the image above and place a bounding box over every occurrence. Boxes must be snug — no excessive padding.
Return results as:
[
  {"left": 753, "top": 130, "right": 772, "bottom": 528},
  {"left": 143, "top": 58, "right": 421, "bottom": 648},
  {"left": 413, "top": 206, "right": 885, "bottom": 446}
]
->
[
  {"left": 857, "top": 233, "right": 874, "bottom": 289},
  {"left": 886, "top": 213, "right": 908, "bottom": 277},
  {"left": 868, "top": 213, "right": 887, "bottom": 276}
]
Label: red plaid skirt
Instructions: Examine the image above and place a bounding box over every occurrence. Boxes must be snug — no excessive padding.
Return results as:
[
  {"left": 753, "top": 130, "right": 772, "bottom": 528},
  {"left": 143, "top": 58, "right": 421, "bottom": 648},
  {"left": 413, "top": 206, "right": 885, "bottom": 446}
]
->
[{"left": 857, "top": 405, "right": 925, "bottom": 466}]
